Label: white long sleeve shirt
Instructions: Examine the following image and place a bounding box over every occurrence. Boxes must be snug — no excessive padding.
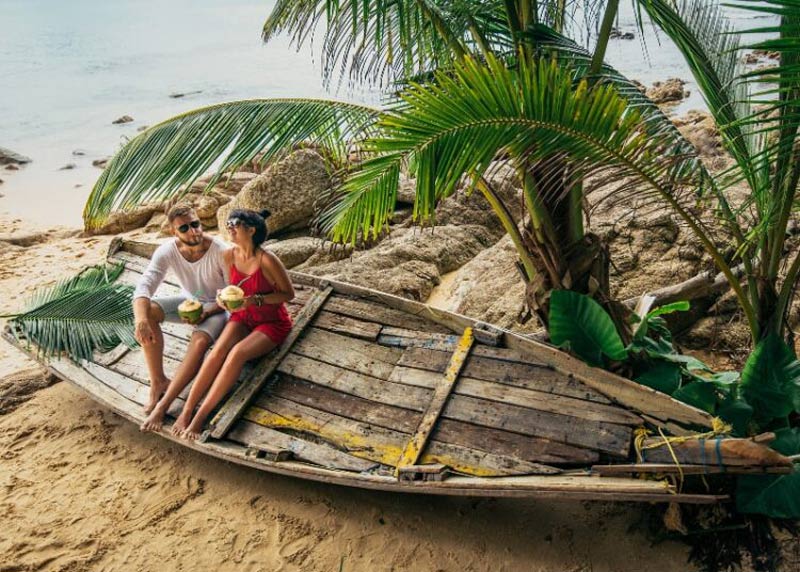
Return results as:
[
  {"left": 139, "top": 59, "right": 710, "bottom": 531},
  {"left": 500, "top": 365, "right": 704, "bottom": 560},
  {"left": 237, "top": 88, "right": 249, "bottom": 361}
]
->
[{"left": 133, "top": 237, "right": 229, "bottom": 306}]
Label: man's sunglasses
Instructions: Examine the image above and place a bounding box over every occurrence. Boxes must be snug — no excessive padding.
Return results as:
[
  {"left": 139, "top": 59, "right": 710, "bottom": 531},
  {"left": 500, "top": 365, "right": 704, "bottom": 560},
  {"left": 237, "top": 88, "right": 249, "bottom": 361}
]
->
[{"left": 177, "top": 220, "right": 201, "bottom": 233}]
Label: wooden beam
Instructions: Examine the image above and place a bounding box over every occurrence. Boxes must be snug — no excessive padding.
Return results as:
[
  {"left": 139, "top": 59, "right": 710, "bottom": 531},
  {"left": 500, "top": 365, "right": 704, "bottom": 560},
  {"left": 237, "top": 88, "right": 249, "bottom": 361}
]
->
[
  {"left": 592, "top": 463, "right": 794, "bottom": 476},
  {"left": 395, "top": 327, "right": 474, "bottom": 476},
  {"left": 206, "top": 285, "right": 333, "bottom": 439}
]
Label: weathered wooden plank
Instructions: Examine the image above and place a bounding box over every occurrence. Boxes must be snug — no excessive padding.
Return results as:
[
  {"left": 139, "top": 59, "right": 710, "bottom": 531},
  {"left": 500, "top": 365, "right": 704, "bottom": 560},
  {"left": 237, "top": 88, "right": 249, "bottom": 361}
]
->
[
  {"left": 273, "top": 376, "right": 421, "bottom": 433},
  {"left": 207, "top": 285, "right": 334, "bottom": 439},
  {"left": 275, "top": 368, "right": 595, "bottom": 465},
  {"left": 245, "top": 397, "right": 559, "bottom": 476},
  {"left": 392, "top": 352, "right": 611, "bottom": 404},
  {"left": 324, "top": 295, "right": 453, "bottom": 333},
  {"left": 640, "top": 437, "right": 793, "bottom": 467},
  {"left": 93, "top": 344, "right": 131, "bottom": 366},
  {"left": 227, "top": 420, "right": 379, "bottom": 473},
  {"left": 277, "top": 353, "right": 432, "bottom": 412},
  {"left": 313, "top": 310, "right": 382, "bottom": 341},
  {"left": 502, "top": 333, "right": 714, "bottom": 428},
  {"left": 442, "top": 394, "right": 632, "bottom": 457},
  {"left": 396, "top": 328, "right": 474, "bottom": 472},
  {"left": 385, "top": 365, "right": 639, "bottom": 426},
  {"left": 82, "top": 361, "right": 186, "bottom": 417},
  {"left": 592, "top": 464, "right": 794, "bottom": 476},
  {"left": 291, "top": 327, "right": 403, "bottom": 380},
  {"left": 432, "top": 420, "right": 599, "bottom": 465},
  {"left": 112, "top": 349, "right": 183, "bottom": 382},
  {"left": 378, "top": 327, "right": 463, "bottom": 351}
]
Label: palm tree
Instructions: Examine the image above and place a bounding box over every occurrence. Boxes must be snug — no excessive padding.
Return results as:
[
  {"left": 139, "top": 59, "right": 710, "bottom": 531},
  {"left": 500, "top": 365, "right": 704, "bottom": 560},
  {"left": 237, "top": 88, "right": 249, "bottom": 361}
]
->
[
  {"left": 84, "top": 0, "right": 716, "bottom": 334},
  {"left": 84, "top": 0, "right": 799, "bottom": 348}
]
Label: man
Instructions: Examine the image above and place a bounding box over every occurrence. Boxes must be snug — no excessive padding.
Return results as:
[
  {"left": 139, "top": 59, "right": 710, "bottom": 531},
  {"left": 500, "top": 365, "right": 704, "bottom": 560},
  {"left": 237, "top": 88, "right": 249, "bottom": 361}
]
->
[{"left": 135, "top": 205, "right": 229, "bottom": 432}]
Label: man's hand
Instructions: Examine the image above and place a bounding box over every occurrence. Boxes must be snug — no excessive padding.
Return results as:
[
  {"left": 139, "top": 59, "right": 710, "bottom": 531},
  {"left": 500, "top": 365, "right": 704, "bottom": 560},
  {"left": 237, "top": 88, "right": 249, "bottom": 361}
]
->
[{"left": 135, "top": 320, "right": 157, "bottom": 346}]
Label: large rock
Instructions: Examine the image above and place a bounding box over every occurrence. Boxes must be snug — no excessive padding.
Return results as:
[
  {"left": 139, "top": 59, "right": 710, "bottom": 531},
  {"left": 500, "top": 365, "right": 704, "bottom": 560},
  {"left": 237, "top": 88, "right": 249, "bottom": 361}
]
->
[
  {"left": 88, "top": 204, "right": 162, "bottom": 235},
  {"left": 646, "top": 78, "right": 689, "bottom": 104},
  {"left": 0, "top": 147, "right": 32, "bottom": 165},
  {"left": 217, "top": 149, "right": 331, "bottom": 237},
  {"left": 298, "top": 224, "right": 497, "bottom": 301},
  {"left": 672, "top": 110, "right": 725, "bottom": 161},
  {"left": 398, "top": 165, "right": 523, "bottom": 241},
  {"left": 266, "top": 237, "right": 324, "bottom": 269},
  {"left": 433, "top": 234, "right": 537, "bottom": 332}
]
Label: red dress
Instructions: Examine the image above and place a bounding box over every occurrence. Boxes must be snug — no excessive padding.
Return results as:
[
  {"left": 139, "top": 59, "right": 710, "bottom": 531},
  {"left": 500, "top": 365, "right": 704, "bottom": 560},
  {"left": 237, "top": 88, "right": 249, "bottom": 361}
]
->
[{"left": 228, "top": 264, "right": 293, "bottom": 344}]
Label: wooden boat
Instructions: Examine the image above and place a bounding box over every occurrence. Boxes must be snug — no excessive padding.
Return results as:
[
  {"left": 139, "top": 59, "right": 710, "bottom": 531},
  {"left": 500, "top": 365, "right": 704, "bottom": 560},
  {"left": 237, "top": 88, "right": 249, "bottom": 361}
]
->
[{"left": 4, "top": 238, "right": 793, "bottom": 503}]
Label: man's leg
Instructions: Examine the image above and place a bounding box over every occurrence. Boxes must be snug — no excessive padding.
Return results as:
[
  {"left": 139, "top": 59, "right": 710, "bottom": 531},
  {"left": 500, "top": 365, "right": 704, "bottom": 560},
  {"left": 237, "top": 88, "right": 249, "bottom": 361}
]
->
[
  {"left": 140, "top": 330, "right": 211, "bottom": 431},
  {"left": 141, "top": 301, "right": 169, "bottom": 414}
]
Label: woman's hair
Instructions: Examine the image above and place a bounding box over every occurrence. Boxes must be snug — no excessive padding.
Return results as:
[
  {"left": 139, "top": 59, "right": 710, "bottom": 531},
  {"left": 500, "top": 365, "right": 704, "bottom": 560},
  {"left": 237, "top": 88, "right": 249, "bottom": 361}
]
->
[{"left": 228, "top": 208, "right": 271, "bottom": 248}]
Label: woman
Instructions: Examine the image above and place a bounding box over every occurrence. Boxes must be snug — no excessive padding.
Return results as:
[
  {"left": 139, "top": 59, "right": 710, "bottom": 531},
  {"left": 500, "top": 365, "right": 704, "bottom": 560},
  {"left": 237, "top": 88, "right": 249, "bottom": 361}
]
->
[{"left": 173, "top": 208, "right": 295, "bottom": 440}]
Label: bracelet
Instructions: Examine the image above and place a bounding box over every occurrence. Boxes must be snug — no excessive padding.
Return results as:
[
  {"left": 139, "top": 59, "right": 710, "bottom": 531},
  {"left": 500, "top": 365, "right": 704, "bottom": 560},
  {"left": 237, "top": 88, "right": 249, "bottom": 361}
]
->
[{"left": 254, "top": 294, "right": 263, "bottom": 307}]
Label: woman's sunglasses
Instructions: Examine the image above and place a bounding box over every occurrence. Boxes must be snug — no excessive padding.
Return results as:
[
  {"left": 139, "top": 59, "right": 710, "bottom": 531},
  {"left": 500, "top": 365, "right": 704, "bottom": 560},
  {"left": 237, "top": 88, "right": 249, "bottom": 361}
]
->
[
  {"left": 225, "top": 217, "right": 247, "bottom": 229},
  {"left": 177, "top": 220, "right": 201, "bottom": 233}
]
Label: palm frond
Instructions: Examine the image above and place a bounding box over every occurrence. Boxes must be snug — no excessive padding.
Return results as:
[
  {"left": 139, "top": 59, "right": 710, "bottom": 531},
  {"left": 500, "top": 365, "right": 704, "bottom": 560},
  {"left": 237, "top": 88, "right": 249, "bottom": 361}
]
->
[
  {"left": 83, "top": 99, "right": 379, "bottom": 230},
  {"left": 322, "top": 53, "right": 716, "bottom": 247},
  {"left": 11, "top": 264, "right": 136, "bottom": 363},
  {"left": 637, "top": 1, "right": 761, "bottom": 184},
  {"left": 263, "top": 0, "right": 511, "bottom": 86}
]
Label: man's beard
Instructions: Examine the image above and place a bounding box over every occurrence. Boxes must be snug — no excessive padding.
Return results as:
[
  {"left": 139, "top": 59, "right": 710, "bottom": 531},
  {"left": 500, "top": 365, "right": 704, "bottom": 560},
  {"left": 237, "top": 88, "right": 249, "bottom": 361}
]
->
[{"left": 178, "top": 235, "right": 203, "bottom": 247}]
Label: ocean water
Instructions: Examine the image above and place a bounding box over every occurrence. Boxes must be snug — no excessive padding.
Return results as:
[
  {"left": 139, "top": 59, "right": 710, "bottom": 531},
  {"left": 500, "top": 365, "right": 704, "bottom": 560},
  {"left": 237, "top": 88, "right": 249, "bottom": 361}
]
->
[{"left": 0, "top": 0, "right": 775, "bottom": 227}]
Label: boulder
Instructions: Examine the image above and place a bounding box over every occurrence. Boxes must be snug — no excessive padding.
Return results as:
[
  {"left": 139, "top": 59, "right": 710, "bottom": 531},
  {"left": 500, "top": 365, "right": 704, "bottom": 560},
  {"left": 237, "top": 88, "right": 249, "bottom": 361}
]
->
[
  {"left": 646, "top": 78, "right": 689, "bottom": 104},
  {"left": 672, "top": 110, "right": 725, "bottom": 159},
  {"left": 266, "top": 237, "right": 324, "bottom": 269},
  {"left": 217, "top": 149, "right": 331, "bottom": 237},
  {"left": 0, "top": 147, "right": 31, "bottom": 165},
  {"left": 298, "top": 224, "right": 497, "bottom": 301},
  {"left": 87, "top": 204, "right": 162, "bottom": 235},
  {"left": 190, "top": 171, "right": 257, "bottom": 196},
  {"left": 433, "top": 234, "right": 537, "bottom": 332},
  {"left": 112, "top": 115, "right": 134, "bottom": 124}
]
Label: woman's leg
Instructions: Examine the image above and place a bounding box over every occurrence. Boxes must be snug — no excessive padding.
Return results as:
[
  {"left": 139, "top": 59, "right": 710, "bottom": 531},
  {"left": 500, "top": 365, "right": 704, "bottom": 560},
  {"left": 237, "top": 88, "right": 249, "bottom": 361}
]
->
[
  {"left": 171, "top": 321, "right": 249, "bottom": 436},
  {"left": 182, "top": 330, "right": 277, "bottom": 440}
]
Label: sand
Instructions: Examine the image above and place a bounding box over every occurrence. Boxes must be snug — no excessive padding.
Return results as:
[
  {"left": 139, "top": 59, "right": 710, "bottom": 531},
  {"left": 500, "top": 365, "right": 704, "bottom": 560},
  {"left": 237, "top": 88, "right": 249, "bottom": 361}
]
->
[{"left": 0, "top": 212, "right": 707, "bottom": 571}]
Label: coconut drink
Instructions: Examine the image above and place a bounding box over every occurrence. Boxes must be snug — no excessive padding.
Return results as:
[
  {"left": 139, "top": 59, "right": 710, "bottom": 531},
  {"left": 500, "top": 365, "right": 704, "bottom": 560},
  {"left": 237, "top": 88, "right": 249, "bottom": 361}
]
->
[
  {"left": 177, "top": 299, "right": 203, "bottom": 323},
  {"left": 219, "top": 285, "right": 245, "bottom": 311}
]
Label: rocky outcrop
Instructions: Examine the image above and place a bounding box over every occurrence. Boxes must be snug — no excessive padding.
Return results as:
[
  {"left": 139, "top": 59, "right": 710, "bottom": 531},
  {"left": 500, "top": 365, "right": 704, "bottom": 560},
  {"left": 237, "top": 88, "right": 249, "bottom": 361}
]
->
[
  {"left": 434, "top": 234, "right": 536, "bottom": 332},
  {"left": 646, "top": 78, "right": 689, "bottom": 104},
  {"left": 0, "top": 147, "right": 32, "bottom": 166},
  {"left": 672, "top": 110, "right": 725, "bottom": 161},
  {"left": 298, "top": 224, "right": 498, "bottom": 301},
  {"left": 267, "top": 237, "right": 325, "bottom": 269},
  {"left": 89, "top": 204, "right": 163, "bottom": 235},
  {"left": 217, "top": 149, "right": 331, "bottom": 238}
]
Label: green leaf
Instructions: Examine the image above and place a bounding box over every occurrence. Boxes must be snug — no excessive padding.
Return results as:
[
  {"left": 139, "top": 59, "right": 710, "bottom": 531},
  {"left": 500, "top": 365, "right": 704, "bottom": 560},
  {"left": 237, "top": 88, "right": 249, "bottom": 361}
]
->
[
  {"left": 646, "top": 300, "right": 691, "bottom": 319},
  {"left": 10, "top": 264, "right": 136, "bottom": 363},
  {"left": 737, "top": 428, "right": 800, "bottom": 518},
  {"left": 672, "top": 381, "right": 717, "bottom": 414},
  {"left": 549, "top": 290, "right": 628, "bottom": 367},
  {"left": 635, "top": 361, "right": 682, "bottom": 395},
  {"left": 717, "top": 395, "right": 753, "bottom": 437},
  {"left": 740, "top": 334, "right": 800, "bottom": 426},
  {"left": 84, "top": 99, "right": 379, "bottom": 229}
]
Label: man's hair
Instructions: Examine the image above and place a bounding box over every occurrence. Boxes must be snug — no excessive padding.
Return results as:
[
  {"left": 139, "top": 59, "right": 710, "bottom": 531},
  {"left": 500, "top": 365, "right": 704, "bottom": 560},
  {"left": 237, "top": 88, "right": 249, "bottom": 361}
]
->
[{"left": 167, "top": 204, "right": 196, "bottom": 223}]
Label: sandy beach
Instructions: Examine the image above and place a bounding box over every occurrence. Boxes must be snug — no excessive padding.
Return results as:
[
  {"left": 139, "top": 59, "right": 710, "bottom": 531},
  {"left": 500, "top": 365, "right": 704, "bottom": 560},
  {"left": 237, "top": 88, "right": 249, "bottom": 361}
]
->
[{"left": 0, "top": 212, "right": 711, "bottom": 572}]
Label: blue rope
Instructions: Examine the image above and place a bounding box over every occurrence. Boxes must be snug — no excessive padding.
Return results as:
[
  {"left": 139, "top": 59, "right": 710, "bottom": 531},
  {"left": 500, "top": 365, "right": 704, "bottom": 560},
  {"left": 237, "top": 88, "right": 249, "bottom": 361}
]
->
[{"left": 715, "top": 437, "right": 726, "bottom": 473}]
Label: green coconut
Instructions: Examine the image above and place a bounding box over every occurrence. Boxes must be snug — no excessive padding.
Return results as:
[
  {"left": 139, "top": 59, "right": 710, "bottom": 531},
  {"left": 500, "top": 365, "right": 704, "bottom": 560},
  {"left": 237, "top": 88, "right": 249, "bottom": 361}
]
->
[
  {"left": 178, "top": 299, "right": 203, "bottom": 323},
  {"left": 219, "top": 285, "right": 245, "bottom": 311}
]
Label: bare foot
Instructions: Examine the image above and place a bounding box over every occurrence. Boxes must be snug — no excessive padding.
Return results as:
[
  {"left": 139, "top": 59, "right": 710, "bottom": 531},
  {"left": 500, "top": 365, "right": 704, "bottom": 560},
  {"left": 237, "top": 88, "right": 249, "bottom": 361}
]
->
[
  {"left": 171, "top": 411, "right": 192, "bottom": 437},
  {"left": 181, "top": 418, "right": 205, "bottom": 441},
  {"left": 140, "top": 404, "right": 166, "bottom": 432},
  {"left": 144, "top": 377, "right": 169, "bottom": 414}
]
